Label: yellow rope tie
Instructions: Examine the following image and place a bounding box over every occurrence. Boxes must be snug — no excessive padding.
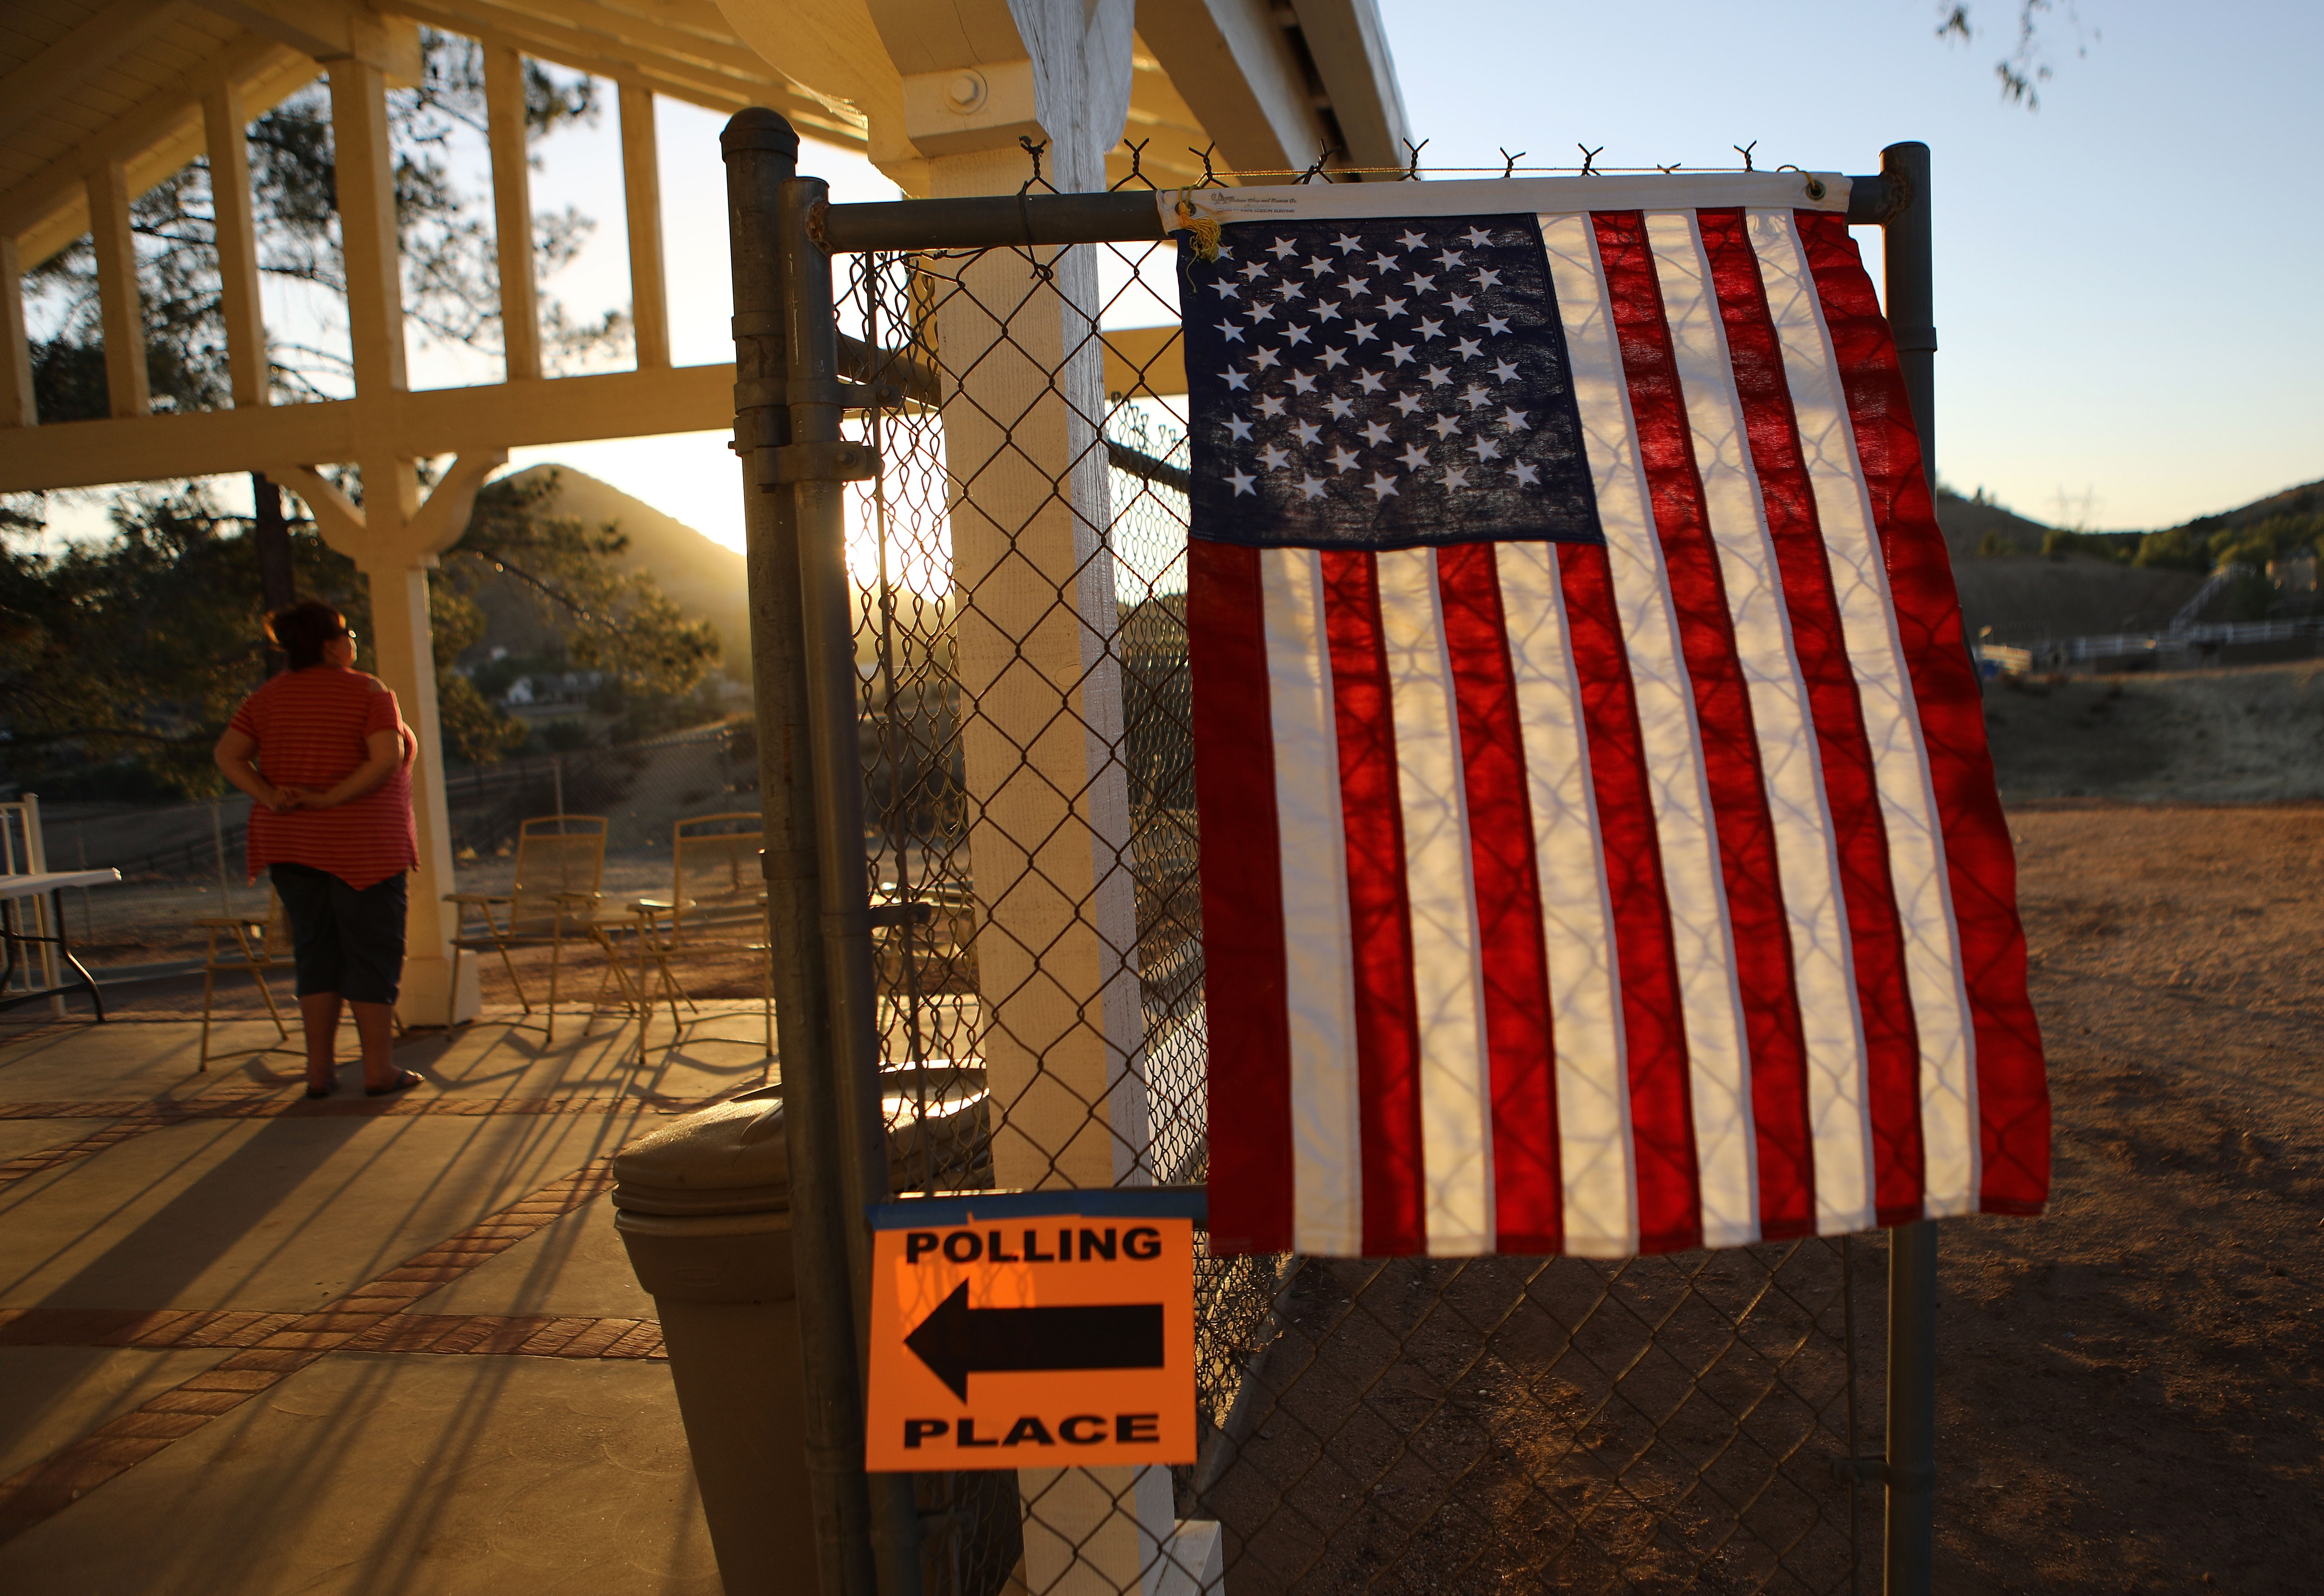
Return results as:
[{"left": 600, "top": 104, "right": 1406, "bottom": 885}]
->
[{"left": 1174, "top": 194, "right": 1221, "bottom": 262}]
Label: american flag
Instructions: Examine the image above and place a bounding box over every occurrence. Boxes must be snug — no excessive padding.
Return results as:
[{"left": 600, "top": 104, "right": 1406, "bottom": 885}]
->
[{"left": 1172, "top": 177, "right": 2049, "bottom": 1259}]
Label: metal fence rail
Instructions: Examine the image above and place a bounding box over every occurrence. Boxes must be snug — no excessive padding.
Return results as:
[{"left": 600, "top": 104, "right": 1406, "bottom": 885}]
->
[
  {"left": 1980, "top": 614, "right": 2324, "bottom": 674},
  {"left": 729, "top": 116, "right": 1938, "bottom": 1596}
]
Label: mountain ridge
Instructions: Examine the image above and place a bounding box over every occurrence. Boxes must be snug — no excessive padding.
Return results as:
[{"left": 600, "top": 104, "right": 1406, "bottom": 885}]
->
[
  {"left": 462, "top": 463, "right": 2317, "bottom": 662},
  {"left": 478, "top": 463, "right": 752, "bottom": 669},
  {"left": 1938, "top": 478, "right": 2321, "bottom": 644}
]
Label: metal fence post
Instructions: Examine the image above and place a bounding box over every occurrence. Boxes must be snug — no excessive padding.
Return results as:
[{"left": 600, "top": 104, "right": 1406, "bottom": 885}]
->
[
  {"left": 1880, "top": 136, "right": 1940, "bottom": 1596},
  {"left": 722, "top": 107, "right": 879, "bottom": 1596},
  {"left": 776, "top": 169, "right": 928, "bottom": 1596}
]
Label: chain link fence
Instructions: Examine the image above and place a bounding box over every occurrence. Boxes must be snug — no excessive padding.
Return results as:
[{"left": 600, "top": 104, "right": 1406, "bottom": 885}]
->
[
  {"left": 18, "top": 139, "right": 1898, "bottom": 1593},
  {"left": 833, "top": 217, "right": 1881, "bottom": 1594}
]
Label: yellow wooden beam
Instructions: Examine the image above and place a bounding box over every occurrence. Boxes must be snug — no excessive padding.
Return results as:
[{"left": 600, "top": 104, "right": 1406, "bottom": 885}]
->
[
  {"left": 461, "top": 0, "right": 784, "bottom": 85},
  {"left": 1102, "top": 325, "right": 1185, "bottom": 398},
  {"left": 397, "top": 0, "right": 864, "bottom": 141},
  {"left": 2, "top": 32, "right": 308, "bottom": 269},
  {"left": 0, "top": 361, "right": 740, "bottom": 492},
  {"left": 184, "top": 0, "right": 423, "bottom": 82}
]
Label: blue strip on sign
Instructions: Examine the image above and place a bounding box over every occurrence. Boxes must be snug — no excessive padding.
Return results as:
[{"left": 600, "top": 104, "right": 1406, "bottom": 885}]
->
[{"left": 867, "top": 1186, "right": 1209, "bottom": 1230}]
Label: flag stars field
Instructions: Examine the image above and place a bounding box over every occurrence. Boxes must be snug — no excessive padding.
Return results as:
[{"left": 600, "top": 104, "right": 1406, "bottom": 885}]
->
[{"left": 1181, "top": 211, "right": 1602, "bottom": 550}]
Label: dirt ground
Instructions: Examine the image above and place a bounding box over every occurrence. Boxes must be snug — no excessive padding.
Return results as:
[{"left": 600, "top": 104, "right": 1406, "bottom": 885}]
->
[
  {"left": 1926, "top": 800, "right": 2323, "bottom": 1593},
  {"left": 1204, "top": 800, "right": 2323, "bottom": 1594},
  {"left": 1949, "top": 554, "right": 2210, "bottom": 646},
  {"left": 16, "top": 677, "right": 2323, "bottom": 1592},
  {"left": 1981, "top": 661, "right": 2324, "bottom": 804},
  {"left": 1206, "top": 1240, "right": 1871, "bottom": 1594}
]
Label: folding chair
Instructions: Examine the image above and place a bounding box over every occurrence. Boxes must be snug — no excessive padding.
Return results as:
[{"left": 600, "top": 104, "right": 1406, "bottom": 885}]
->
[
  {"left": 445, "top": 815, "right": 634, "bottom": 1039},
  {"left": 869, "top": 877, "right": 974, "bottom": 1005},
  {"left": 628, "top": 811, "right": 773, "bottom": 1055},
  {"left": 190, "top": 889, "right": 298, "bottom": 1071},
  {"left": 0, "top": 796, "right": 60, "bottom": 1012}
]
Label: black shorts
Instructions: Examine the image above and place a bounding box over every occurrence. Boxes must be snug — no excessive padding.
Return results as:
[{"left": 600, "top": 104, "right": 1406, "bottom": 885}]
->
[{"left": 270, "top": 864, "right": 408, "bottom": 1004}]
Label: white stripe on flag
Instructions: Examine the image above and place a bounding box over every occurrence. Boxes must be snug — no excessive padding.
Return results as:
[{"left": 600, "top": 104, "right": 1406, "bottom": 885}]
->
[
  {"left": 1746, "top": 208, "right": 1980, "bottom": 1216},
  {"left": 1545, "top": 210, "right": 1757, "bottom": 1249},
  {"left": 1649, "top": 210, "right": 1875, "bottom": 1235},
  {"left": 1494, "top": 541, "right": 1638, "bottom": 1256},
  {"left": 1375, "top": 547, "right": 1496, "bottom": 1254},
  {"left": 1260, "top": 546, "right": 1366, "bottom": 1253}
]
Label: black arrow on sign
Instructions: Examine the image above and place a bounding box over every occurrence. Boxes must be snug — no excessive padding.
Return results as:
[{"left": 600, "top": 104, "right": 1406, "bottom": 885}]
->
[{"left": 904, "top": 1283, "right": 1165, "bottom": 1401}]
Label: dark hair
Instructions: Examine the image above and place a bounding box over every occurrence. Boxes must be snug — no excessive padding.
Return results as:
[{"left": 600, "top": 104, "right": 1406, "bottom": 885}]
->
[{"left": 265, "top": 600, "right": 348, "bottom": 670}]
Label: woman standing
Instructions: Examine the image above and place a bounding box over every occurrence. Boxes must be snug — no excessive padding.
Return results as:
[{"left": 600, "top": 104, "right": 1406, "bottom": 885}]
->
[{"left": 214, "top": 600, "right": 424, "bottom": 1098}]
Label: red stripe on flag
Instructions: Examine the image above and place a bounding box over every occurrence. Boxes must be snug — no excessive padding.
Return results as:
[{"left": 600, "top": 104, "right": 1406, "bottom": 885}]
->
[
  {"left": 1698, "top": 207, "right": 1923, "bottom": 1232},
  {"left": 1553, "top": 541, "right": 1700, "bottom": 1253},
  {"left": 1436, "top": 543, "right": 1562, "bottom": 1253},
  {"left": 1189, "top": 540, "right": 1295, "bottom": 1253},
  {"left": 1594, "top": 209, "right": 1808, "bottom": 1240},
  {"left": 1319, "top": 550, "right": 1429, "bottom": 1253},
  {"left": 1793, "top": 210, "right": 2050, "bottom": 1217}
]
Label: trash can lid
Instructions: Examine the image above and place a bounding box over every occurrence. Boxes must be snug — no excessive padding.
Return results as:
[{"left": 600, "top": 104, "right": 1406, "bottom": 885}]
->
[{"left": 612, "top": 1088, "right": 790, "bottom": 1216}]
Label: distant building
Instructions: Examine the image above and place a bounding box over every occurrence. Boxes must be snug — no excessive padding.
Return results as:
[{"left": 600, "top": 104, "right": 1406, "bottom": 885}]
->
[{"left": 504, "top": 671, "right": 600, "bottom": 707}]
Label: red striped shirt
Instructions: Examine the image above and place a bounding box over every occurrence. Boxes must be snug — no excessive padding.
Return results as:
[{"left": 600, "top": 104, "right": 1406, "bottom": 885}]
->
[{"left": 230, "top": 667, "right": 417, "bottom": 891}]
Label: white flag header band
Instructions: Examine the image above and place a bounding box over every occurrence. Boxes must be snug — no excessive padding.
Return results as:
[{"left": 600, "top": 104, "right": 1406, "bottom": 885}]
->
[{"left": 1160, "top": 173, "right": 1853, "bottom": 233}]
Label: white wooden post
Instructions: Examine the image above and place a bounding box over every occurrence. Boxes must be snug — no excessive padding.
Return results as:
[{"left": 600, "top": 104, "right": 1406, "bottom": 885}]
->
[
  {"left": 272, "top": 456, "right": 506, "bottom": 1030},
  {"left": 619, "top": 85, "right": 671, "bottom": 371},
  {"left": 202, "top": 80, "right": 268, "bottom": 408},
  {"left": 931, "top": 150, "right": 1149, "bottom": 1192},
  {"left": 483, "top": 44, "right": 541, "bottom": 383},
  {"left": 320, "top": 59, "right": 479, "bottom": 1027},
  {"left": 327, "top": 61, "right": 405, "bottom": 395},
  {"left": 85, "top": 160, "right": 149, "bottom": 417},
  {"left": 1, "top": 236, "right": 34, "bottom": 428},
  {"left": 356, "top": 484, "right": 474, "bottom": 1027},
  {"left": 849, "top": 2, "right": 1205, "bottom": 1588}
]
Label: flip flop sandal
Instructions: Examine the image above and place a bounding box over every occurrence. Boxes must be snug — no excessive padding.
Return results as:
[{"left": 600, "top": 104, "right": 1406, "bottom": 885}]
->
[{"left": 364, "top": 1069, "right": 424, "bottom": 1098}]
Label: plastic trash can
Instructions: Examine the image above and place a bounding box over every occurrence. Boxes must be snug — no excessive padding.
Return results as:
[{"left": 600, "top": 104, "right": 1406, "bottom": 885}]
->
[
  {"left": 612, "top": 1085, "right": 809, "bottom": 1593},
  {"left": 616, "top": 1071, "right": 1000, "bottom": 1593}
]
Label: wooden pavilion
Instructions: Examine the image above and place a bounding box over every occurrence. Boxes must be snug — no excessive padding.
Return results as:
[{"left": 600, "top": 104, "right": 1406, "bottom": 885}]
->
[{"left": 0, "top": 0, "right": 1409, "bottom": 1023}]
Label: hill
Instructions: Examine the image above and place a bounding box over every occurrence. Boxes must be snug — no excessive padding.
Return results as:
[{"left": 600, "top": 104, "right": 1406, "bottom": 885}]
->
[
  {"left": 1936, "top": 488, "right": 2206, "bottom": 644},
  {"left": 1936, "top": 478, "right": 2323, "bottom": 645},
  {"left": 1934, "top": 488, "right": 2053, "bottom": 561},
  {"left": 436, "top": 468, "right": 2316, "bottom": 667},
  {"left": 2182, "top": 477, "right": 2324, "bottom": 535},
  {"left": 1982, "top": 660, "right": 2324, "bottom": 802},
  {"left": 1950, "top": 553, "right": 2210, "bottom": 644},
  {"left": 464, "top": 464, "right": 752, "bottom": 669}
]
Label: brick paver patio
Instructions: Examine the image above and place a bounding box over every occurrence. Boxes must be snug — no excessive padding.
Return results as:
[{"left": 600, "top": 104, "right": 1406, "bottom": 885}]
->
[{"left": 0, "top": 983, "right": 777, "bottom": 1595}]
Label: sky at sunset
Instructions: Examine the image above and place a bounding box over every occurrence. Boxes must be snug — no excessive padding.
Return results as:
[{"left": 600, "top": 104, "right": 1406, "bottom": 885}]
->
[
  {"left": 527, "top": 0, "right": 2322, "bottom": 550},
  {"left": 34, "top": 1, "right": 2322, "bottom": 551}
]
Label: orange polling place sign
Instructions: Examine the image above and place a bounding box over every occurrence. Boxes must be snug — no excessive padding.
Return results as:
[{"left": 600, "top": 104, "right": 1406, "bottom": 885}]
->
[{"left": 864, "top": 1193, "right": 1198, "bottom": 1473}]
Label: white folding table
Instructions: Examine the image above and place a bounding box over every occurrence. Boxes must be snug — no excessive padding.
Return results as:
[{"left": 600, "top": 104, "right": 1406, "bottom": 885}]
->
[{"left": 0, "top": 868, "right": 123, "bottom": 1020}]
